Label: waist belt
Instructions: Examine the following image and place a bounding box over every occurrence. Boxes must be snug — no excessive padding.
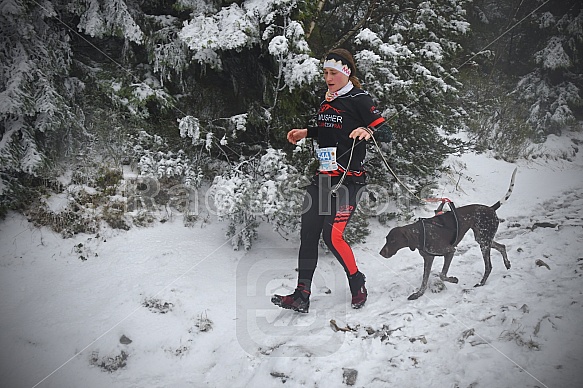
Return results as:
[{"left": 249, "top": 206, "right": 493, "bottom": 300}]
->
[{"left": 317, "top": 164, "right": 365, "bottom": 177}]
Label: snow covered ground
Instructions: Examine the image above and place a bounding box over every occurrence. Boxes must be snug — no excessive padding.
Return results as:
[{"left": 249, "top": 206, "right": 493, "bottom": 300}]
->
[{"left": 1, "top": 132, "right": 583, "bottom": 388}]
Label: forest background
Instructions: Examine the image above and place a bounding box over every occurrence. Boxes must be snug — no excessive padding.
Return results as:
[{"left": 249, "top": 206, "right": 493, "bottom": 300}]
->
[{"left": 1, "top": 0, "right": 581, "bottom": 249}]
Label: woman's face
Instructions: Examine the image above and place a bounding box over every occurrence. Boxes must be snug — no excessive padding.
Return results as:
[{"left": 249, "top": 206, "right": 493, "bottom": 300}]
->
[{"left": 324, "top": 68, "right": 349, "bottom": 93}]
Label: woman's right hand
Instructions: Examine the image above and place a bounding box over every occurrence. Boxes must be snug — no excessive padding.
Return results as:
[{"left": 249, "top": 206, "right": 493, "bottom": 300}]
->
[{"left": 287, "top": 128, "right": 308, "bottom": 145}]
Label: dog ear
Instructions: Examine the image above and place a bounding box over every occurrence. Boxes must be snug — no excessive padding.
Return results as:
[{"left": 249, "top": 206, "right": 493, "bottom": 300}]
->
[{"left": 402, "top": 228, "right": 417, "bottom": 251}]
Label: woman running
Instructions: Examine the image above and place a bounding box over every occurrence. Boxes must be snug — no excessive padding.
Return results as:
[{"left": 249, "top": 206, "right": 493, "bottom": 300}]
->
[{"left": 271, "top": 48, "right": 391, "bottom": 313}]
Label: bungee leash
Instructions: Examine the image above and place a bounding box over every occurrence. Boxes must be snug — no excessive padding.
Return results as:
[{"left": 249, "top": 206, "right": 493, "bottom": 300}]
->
[
  {"left": 332, "top": 130, "right": 454, "bottom": 213},
  {"left": 325, "top": 129, "right": 417, "bottom": 199},
  {"left": 367, "top": 131, "right": 425, "bottom": 203},
  {"left": 330, "top": 137, "right": 356, "bottom": 196}
]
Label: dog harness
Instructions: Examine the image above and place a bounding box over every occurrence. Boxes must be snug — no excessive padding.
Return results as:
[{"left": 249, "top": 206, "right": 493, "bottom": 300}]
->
[{"left": 418, "top": 199, "right": 460, "bottom": 255}]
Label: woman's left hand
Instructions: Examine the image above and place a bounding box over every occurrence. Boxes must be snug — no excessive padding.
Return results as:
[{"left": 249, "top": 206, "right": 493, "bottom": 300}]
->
[{"left": 349, "top": 127, "right": 372, "bottom": 141}]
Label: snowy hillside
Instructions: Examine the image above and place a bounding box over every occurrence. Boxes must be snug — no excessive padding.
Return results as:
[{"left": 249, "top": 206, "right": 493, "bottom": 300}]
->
[{"left": 1, "top": 131, "right": 583, "bottom": 388}]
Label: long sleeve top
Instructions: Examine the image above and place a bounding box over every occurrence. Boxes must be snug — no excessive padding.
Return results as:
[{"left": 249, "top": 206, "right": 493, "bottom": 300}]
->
[{"left": 307, "top": 87, "right": 388, "bottom": 184}]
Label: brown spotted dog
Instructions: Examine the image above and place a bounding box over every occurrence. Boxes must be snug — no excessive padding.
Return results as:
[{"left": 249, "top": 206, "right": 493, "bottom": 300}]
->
[{"left": 380, "top": 168, "right": 517, "bottom": 300}]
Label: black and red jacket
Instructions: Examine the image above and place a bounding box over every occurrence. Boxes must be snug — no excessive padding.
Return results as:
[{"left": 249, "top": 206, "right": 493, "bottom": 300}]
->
[{"left": 306, "top": 87, "right": 387, "bottom": 184}]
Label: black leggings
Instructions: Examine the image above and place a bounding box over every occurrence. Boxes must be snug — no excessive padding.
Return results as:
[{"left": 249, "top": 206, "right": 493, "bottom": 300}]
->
[{"left": 297, "top": 181, "right": 364, "bottom": 283}]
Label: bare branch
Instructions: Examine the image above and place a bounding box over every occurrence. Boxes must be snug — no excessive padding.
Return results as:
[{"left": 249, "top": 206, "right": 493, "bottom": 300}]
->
[
  {"left": 333, "top": 0, "right": 379, "bottom": 48},
  {"left": 306, "top": 0, "right": 327, "bottom": 39}
]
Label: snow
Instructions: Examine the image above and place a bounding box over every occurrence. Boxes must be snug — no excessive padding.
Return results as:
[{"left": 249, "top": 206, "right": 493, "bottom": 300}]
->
[
  {"left": 538, "top": 12, "right": 556, "bottom": 29},
  {"left": 2, "top": 134, "right": 583, "bottom": 387},
  {"left": 280, "top": 54, "right": 320, "bottom": 90},
  {"left": 77, "top": 0, "right": 144, "bottom": 44},
  {"left": 535, "top": 37, "right": 571, "bottom": 70},
  {"left": 355, "top": 29, "right": 414, "bottom": 61},
  {"left": 268, "top": 36, "right": 289, "bottom": 56},
  {"left": 420, "top": 42, "right": 443, "bottom": 62},
  {"left": 178, "top": 115, "right": 201, "bottom": 144},
  {"left": 179, "top": 4, "right": 260, "bottom": 59}
]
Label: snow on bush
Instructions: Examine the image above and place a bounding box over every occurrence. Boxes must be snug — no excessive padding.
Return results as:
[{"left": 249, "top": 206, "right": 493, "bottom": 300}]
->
[
  {"left": 178, "top": 116, "right": 201, "bottom": 145},
  {"left": 516, "top": 72, "right": 581, "bottom": 135},
  {"left": 178, "top": 0, "right": 318, "bottom": 89},
  {"left": 535, "top": 37, "right": 571, "bottom": 69},
  {"left": 179, "top": 4, "right": 259, "bottom": 69},
  {"left": 268, "top": 36, "right": 289, "bottom": 56},
  {"left": 279, "top": 54, "right": 320, "bottom": 90},
  {"left": 178, "top": 113, "right": 248, "bottom": 151},
  {"left": 210, "top": 147, "right": 304, "bottom": 250},
  {"left": 77, "top": 0, "right": 144, "bottom": 44}
]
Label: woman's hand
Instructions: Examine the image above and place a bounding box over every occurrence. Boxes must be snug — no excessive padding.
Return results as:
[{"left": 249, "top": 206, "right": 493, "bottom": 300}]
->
[
  {"left": 287, "top": 128, "right": 308, "bottom": 144},
  {"left": 349, "top": 127, "right": 373, "bottom": 141}
]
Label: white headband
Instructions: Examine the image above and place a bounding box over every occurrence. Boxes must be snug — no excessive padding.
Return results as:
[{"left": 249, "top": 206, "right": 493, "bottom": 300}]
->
[{"left": 323, "top": 58, "right": 351, "bottom": 77}]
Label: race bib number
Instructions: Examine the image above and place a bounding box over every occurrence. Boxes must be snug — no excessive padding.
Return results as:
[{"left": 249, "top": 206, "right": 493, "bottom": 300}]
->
[{"left": 316, "top": 147, "right": 338, "bottom": 171}]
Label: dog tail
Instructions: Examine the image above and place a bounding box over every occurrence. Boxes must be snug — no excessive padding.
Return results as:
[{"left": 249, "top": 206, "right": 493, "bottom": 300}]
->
[{"left": 491, "top": 167, "right": 517, "bottom": 211}]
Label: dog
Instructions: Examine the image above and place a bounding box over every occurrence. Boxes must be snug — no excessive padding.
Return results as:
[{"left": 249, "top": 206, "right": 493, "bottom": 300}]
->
[{"left": 380, "top": 168, "right": 517, "bottom": 300}]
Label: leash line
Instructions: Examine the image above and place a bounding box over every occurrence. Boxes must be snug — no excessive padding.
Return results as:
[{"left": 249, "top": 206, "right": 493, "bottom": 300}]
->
[
  {"left": 331, "top": 137, "right": 356, "bottom": 195},
  {"left": 328, "top": 133, "right": 425, "bottom": 203},
  {"left": 369, "top": 133, "right": 424, "bottom": 201}
]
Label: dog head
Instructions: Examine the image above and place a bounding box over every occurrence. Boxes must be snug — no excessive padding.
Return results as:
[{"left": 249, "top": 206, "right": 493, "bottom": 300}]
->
[{"left": 379, "top": 226, "right": 417, "bottom": 258}]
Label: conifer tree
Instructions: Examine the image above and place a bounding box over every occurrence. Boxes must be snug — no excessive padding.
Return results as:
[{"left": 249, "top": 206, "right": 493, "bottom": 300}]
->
[
  {"left": 303, "top": 0, "right": 472, "bottom": 190},
  {"left": 3, "top": 0, "right": 580, "bottom": 248},
  {"left": 0, "top": 0, "right": 83, "bottom": 213},
  {"left": 461, "top": 0, "right": 582, "bottom": 159}
]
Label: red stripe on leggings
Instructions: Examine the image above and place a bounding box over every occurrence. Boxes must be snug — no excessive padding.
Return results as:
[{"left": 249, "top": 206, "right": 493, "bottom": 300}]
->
[{"left": 331, "top": 215, "right": 358, "bottom": 275}]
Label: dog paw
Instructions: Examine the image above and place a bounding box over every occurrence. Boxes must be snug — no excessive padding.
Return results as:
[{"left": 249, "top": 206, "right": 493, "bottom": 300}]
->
[{"left": 440, "top": 275, "right": 458, "bottom": 284}]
